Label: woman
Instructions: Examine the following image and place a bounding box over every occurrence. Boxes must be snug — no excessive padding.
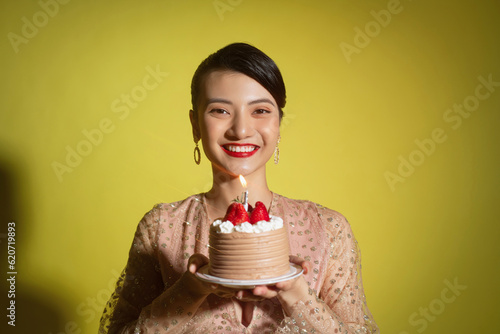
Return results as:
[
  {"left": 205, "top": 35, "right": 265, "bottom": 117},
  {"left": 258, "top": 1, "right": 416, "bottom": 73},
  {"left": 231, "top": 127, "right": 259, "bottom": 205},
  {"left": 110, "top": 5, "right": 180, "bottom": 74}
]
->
[{"left": 100, "top": 43, "right": 378, "bottom": 333}]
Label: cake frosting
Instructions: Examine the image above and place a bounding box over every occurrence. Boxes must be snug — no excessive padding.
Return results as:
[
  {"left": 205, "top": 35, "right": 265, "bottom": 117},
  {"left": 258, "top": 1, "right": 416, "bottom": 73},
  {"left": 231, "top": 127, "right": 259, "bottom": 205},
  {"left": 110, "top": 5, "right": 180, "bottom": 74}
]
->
[
  {"left": 212, "top": 216, "right": 284, "bottom": 233},
  {"left": 209, "top": 215, "right": 290, "bottom": 280}
]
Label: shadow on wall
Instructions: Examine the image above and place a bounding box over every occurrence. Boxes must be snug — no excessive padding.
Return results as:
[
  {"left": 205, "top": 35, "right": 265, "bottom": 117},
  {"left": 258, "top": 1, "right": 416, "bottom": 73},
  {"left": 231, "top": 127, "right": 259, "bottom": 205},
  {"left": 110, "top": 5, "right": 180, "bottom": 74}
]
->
[{"left": 0, "top": 151, "right": 68, "bottom": 333}]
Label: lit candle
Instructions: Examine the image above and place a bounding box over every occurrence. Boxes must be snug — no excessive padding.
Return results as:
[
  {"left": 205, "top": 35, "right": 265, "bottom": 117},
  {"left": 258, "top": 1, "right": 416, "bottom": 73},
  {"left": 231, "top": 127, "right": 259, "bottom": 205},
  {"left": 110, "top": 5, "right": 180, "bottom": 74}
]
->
[{"left": 239, "top": 175, "right": 248, "bottom": 211}]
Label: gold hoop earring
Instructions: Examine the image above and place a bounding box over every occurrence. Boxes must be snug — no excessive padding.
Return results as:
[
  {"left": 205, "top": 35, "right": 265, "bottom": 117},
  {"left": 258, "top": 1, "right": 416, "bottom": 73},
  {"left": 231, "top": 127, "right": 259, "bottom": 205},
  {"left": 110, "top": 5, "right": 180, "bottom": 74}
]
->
[
  {"left": 194, "top": 141, "right": 201, "bottom": 165},
  {"left": 274, "top": 136, "right": 280, "bottom": 165}
]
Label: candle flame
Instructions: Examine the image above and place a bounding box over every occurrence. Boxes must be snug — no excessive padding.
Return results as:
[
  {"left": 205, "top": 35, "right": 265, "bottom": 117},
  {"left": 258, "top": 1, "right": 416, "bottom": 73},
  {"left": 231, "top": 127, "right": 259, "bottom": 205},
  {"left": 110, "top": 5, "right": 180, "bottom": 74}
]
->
[{"left": 239, "top": 175, "right": 247, "bottom": 188}]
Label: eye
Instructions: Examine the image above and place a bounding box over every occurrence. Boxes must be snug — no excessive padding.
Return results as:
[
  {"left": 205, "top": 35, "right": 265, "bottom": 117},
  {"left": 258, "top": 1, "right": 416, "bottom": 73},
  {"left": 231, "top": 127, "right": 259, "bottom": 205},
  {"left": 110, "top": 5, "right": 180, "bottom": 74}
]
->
[
  {"left": 253, "top": 109, "right": 271, "bottom": 115},
  {"left": 209, "top": 108, "right": 229, "bottom": 115}
]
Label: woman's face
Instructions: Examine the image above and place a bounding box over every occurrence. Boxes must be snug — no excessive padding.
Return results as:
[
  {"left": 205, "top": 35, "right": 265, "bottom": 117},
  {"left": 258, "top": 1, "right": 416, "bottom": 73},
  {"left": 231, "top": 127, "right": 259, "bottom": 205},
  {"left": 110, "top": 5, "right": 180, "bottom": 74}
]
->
[{"left": 192, "top": 70, "right": 280, "bottom": 178}]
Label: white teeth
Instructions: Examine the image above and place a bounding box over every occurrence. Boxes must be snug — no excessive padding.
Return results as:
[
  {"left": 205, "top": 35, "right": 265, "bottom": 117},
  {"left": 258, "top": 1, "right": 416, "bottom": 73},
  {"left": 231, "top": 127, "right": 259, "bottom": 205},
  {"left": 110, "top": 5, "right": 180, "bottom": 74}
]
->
[{"left": 226, "top": 145, "right": 256, "bottom": 153}]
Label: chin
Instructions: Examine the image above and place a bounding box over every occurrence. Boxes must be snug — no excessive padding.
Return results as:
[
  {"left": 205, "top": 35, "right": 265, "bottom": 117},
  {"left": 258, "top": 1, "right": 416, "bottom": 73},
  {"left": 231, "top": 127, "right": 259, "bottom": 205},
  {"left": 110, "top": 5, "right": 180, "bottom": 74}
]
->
[{"left": 216, "top": 163, "right": 257, "bottom": 177}]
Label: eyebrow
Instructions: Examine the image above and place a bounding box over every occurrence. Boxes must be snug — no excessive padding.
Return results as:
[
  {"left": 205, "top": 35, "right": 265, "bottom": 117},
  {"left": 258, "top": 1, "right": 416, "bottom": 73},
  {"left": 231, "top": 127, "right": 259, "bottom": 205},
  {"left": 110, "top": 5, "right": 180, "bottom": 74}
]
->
[
  {"left": 248, "top": 98, "right": 276, "bottom": 107},
  {"left": 206, "top": 98, "right": 276, "bottom": 107}
]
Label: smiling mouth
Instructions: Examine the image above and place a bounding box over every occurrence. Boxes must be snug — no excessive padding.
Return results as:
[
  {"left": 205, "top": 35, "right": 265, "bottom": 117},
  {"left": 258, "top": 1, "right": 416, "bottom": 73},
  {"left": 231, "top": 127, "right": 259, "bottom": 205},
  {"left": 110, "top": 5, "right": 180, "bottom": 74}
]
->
[{"left": 221, "top": 144, "right": 259, "bottom": 157}]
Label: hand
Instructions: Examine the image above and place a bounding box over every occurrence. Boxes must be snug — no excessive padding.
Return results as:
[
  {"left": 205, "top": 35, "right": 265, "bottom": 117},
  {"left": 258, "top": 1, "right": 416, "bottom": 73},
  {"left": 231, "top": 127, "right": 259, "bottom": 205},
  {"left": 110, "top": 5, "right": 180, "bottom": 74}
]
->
[
  {"left": 184, "top": 254, "right": 239, "bottom": 299},
  {"left": 234, "top": 256, "right": 311, "bottom": 304}
]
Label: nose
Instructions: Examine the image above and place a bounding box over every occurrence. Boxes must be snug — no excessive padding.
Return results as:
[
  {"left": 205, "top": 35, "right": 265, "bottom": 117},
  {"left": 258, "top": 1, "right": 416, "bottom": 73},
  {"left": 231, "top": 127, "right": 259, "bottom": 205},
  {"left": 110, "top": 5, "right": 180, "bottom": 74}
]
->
[{"left": 228, "top": 112, "right": 253, "bottom": 139}]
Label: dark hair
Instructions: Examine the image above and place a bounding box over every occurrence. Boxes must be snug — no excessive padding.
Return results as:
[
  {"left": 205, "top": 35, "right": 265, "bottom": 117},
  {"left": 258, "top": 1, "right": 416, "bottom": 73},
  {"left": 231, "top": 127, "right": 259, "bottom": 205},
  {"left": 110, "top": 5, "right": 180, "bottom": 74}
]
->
[{"left": 191, "top": 43, "right": 286, "bottom": 120}]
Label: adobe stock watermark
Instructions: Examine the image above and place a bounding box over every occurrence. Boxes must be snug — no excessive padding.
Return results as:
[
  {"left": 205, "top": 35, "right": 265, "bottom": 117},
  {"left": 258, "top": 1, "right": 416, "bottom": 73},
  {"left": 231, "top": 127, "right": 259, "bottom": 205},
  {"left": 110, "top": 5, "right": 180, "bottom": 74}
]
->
[
  {"left": 47, "top": 269, "right": 121, "bottom": 334},
  {"left": 213, "top": 0, "right": 243, "bottom": 21},
  {"left": 385, "top": 73, "right": 499, "bottom": 192},
  {"left": 7, "top": 0, "right": 74, "bottom": 54},
  {"left": 339, "top": 0, "right": 414, "bottom": 64},
  {"left": 51, "top": 65, "right": 169, "bottom": 182},
  {"left": 398, "top": 277, "right": 467, "bottom": 334}
]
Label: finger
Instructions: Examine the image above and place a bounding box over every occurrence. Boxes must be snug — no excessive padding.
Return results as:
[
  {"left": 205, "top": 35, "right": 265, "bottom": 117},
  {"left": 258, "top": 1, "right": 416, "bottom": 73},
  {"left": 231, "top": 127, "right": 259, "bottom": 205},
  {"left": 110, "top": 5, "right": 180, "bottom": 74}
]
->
[
  {"left": 288, "top": 255, "right": 311, "bottom": 275},
  {"left": 275, "top": 279, "right": 294, "bottom": 290},
  {"left": 289, "top": 255, "right": 303, "bottom": 264},
  {"left": 235, "top": 290, "right": 266, "bottom": 302},
  {"left": 253, "top": 285, "right": 279, "bottom": 294},
  {"left": 301, "top": 260, "right": 311, "bottom": 275},
  {"left": 188, "top": 253, "right": 209, "bottom": 273},
  {"left": 253, "top": 285, "right": 279, "bottom": 298}
]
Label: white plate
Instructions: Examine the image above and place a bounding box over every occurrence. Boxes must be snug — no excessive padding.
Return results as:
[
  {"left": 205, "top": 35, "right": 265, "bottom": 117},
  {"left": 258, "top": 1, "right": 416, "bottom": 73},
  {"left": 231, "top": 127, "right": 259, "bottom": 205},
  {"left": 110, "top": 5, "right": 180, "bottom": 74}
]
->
[{"left": 195, "top": 263, "right": 303, "bottom": 289}]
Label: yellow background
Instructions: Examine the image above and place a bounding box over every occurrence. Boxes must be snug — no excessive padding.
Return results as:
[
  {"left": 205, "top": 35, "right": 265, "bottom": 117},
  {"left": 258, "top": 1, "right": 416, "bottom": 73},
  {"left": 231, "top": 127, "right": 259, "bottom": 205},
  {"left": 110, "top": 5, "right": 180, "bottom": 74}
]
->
[{"left": 1, "top": 0, "right": 499, "bottom": 333}]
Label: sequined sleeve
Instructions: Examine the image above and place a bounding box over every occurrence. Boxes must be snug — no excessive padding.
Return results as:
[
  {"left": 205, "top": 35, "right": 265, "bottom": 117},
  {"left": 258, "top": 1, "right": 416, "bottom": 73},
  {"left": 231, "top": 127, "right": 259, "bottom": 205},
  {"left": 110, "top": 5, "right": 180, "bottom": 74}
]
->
[
  {"left": 99, "top": 206, "right": 165, "bottom": 333},
  {"left": 278, "top": 207, "right": 378, "bottom": 333}
]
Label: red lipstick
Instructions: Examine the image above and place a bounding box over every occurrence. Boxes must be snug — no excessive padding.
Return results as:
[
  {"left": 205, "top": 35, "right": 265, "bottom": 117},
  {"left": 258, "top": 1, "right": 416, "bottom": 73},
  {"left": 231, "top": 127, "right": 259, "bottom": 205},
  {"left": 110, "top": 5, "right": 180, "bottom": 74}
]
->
[{"left": 221, "top": 143, "right": 260, "bottom": 158}]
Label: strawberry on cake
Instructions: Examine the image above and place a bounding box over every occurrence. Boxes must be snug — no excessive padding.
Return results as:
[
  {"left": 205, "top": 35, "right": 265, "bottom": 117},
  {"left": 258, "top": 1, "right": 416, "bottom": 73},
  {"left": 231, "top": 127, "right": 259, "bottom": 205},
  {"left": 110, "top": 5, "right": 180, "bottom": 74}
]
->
[{"left": 208, "top": 201, "right": 290, "bottom": 280}]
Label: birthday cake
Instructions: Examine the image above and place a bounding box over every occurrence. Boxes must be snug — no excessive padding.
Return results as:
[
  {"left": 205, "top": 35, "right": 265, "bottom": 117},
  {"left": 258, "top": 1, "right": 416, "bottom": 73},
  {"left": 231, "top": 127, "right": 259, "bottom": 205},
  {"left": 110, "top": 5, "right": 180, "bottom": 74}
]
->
[{"left": 208, "top": 201, "right": 290, "bottom": 280}]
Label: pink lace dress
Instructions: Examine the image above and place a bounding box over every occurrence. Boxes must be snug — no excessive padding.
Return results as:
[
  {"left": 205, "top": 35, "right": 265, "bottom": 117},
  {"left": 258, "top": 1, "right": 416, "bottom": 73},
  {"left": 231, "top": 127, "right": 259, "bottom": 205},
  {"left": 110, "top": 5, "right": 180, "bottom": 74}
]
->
[{"left": 100, "top": 193, "right": 378, "bottom": 333}]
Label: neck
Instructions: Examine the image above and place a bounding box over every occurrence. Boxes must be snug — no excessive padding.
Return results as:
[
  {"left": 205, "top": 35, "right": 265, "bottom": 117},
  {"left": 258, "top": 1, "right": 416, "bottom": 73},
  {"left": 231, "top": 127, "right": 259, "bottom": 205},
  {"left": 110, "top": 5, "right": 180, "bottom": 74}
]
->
[{"left": 204, "top": 166, "right": 272, "bottom": 220}]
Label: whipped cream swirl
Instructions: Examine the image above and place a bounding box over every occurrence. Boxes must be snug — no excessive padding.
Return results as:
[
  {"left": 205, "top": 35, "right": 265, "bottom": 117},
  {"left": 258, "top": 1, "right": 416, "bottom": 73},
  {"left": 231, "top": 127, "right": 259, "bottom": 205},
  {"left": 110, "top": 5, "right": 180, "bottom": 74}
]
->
[{"left": 212, "top": 215, "right": 284, "bottom": 233}]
